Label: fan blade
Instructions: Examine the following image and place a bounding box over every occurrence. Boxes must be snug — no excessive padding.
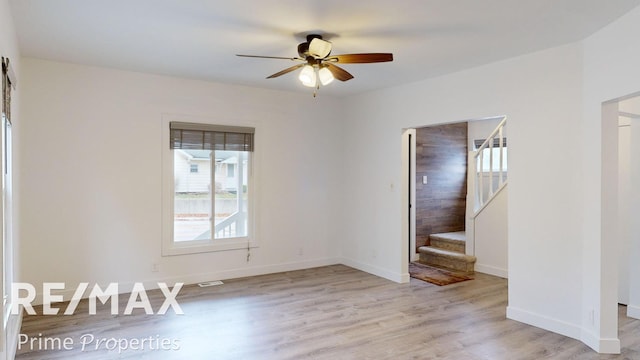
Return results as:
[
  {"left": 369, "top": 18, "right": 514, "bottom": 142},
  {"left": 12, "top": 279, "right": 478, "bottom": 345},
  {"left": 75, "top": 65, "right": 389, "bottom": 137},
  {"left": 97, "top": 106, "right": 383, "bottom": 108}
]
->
[
  {"left": 328, "top": 53, "right": 393, "bottom": 63},
  {"left": 266, "top": 64, "right": 306, "bottom": 79},
  {"left": 325, "top": 63, "right": 354, "bottom": 81},
  {"left": 237, "top": 54, "right": 303, "bottom": 61}
]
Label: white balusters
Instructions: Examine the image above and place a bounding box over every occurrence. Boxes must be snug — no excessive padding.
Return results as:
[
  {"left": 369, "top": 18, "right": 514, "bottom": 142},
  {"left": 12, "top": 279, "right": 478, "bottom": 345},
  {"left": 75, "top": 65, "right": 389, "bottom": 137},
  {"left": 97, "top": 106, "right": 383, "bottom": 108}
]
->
[{"left": 473, "top": 117, "right": 507, "bottom": 213}]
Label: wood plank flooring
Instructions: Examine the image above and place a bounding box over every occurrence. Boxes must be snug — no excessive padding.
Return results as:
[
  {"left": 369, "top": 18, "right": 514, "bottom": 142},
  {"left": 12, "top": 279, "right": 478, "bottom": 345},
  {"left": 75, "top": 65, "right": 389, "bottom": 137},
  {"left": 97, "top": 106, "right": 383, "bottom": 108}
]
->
[{"left": 15, "top": 265, "right": 640, "bottom": 359}]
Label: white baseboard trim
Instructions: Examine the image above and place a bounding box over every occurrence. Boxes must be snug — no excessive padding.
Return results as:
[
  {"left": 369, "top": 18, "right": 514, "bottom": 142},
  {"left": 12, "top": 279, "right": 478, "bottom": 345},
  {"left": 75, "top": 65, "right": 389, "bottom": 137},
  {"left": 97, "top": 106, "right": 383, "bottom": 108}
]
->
[
  {"left": 475, "top": 264, "right": 508, "bottom": 278},
  {"left": 507, "top": 306, "right": 621, "bottom": 354},
  {"left": 340, "top": 257, "right": 409, "bottom": 283},
  {"left": 506, "top": 306, "right": 582, "bottom": 341},
  {"left": 31, "top": 257, "right": 342, "bottom": 305},
  {"left": 6, "top": 311, "right": 23, "bottom": 360},
  {"left": 160, "top": 257, "right": 343, "bottom": 288},
  {"left": 627, "top": 304, "right": 640, "bottom": 319},
  {"left": 580, "top": 329, "right": 621, "bottom": 354}
]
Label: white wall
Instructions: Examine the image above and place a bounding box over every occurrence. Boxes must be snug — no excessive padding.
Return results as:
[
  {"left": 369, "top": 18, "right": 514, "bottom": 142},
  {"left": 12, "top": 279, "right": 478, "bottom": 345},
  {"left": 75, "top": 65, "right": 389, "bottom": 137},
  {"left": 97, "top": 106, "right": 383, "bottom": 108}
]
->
[
  {"left": 473, "top": 185, "right": 508, "bottom": 278},
  {"left": 0, "top": 0, "right": 21, "bottom": 357},
  {"left": 582, "top": 4, "right": 640, "bottom": 353},
  {"left": 617, "top": 117, "right": 630, "bottom": 305},
  {"left": 467, "top": 117, "right": 505, "bottom": 151},
  {"left": 628, "top": 116, "right": 640, "bottom": 320},
  {"left": 342, "top": 42, "right": 586, "bottom": 342},
  {"left": 619, "top": 96, "right": 640, "bottom": 114},
  {"left": 18, "top": 59, "right": 345, "bottom": 302}
]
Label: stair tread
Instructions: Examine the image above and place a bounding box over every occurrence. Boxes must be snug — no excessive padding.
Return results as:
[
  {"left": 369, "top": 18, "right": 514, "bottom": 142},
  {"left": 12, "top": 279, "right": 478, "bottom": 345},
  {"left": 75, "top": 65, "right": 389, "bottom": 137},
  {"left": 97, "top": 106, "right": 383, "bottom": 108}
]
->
[
  {"left": 415, "top": 261, "right": 473, "bottom": 274},
  {"left": 429, "top": 231, "right": 466, "bottom": 243},
  {"left": 418, "top": 246, "right": 476, "bottom": 262},
  {"left": 418, "top": 245, "right": 476, "bottom": 273}
]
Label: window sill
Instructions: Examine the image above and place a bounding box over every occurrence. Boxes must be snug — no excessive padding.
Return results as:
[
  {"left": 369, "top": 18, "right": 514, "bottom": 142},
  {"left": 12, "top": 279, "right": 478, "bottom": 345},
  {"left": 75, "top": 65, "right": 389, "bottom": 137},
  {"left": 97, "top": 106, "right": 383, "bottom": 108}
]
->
[{"left": 162, "top": 237, "right": 257, "bottom": 256}]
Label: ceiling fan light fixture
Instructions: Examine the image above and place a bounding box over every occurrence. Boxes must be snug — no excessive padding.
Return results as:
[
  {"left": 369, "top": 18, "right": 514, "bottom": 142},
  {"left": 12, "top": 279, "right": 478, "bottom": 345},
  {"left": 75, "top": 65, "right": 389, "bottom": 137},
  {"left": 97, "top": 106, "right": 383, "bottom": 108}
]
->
[
  {"left": 318, "top": 66, "right": 334, "bottom": 86},
  {"left": 298, "top": 65, "right": 316, "bottom": 87},
  {"left": 308, "top": 38, "right": 332, "bottom": 58}
]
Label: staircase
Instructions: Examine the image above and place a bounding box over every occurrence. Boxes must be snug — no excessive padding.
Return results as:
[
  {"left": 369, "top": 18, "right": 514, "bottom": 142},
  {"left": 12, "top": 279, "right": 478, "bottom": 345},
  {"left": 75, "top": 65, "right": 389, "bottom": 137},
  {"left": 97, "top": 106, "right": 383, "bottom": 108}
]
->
[{"left": 418, "top": 231, "right": 476, "bottom": 274}]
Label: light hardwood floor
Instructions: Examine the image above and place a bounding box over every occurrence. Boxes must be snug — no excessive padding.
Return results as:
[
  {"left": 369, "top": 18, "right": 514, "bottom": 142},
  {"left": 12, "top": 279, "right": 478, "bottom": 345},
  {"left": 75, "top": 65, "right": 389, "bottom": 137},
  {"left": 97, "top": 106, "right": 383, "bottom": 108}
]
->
[{"left": 15, "top": 265, "right": 640, "bottom": 359}]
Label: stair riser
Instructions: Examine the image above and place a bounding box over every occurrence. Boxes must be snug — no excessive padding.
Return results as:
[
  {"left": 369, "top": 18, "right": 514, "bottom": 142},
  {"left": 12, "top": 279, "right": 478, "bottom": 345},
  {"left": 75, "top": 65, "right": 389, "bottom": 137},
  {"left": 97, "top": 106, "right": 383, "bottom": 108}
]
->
[
  {"left": 419, "top": 253, "right": 475, "bottom": 273},
  {"left": 430, "top": 238, "right": 465, "bottom": 253}
]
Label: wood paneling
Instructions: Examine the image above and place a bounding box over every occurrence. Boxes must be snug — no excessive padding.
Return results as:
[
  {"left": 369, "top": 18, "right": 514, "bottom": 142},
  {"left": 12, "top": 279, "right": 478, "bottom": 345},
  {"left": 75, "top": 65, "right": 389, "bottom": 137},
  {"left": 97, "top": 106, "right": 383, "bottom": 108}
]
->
[
  {"left": 415, "top": 122, "right": 468, "bottom": 251},
  {"left": 15, "top": 265, "right": 640, "bottom": 359}
]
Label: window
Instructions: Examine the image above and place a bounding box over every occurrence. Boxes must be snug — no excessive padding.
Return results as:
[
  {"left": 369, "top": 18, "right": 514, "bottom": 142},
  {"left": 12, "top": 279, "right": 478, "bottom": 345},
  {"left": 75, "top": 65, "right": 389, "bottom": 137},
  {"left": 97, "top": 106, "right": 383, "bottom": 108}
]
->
[
  {"left": 479, "top": 147, "right": 508, "bottom": 172},
  {"left": 474, "top": 138, "right": 507, "bottom": 172},
  {"left": 2, "top": 57, "right": 15, "bottom": 328},
  {"left": 162, "top": 116, "right": 256, "bottom": 256}
]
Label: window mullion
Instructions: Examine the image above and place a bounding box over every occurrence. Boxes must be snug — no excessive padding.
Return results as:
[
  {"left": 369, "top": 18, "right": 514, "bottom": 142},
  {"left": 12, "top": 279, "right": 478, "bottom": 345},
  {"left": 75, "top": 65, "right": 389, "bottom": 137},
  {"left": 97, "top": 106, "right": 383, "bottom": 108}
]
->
[
  {"left": 236, "top": 152, "right": 243, "bottom": 213},
  {"left": 210, "top": 151, "right": 216, "bottom": 241}
]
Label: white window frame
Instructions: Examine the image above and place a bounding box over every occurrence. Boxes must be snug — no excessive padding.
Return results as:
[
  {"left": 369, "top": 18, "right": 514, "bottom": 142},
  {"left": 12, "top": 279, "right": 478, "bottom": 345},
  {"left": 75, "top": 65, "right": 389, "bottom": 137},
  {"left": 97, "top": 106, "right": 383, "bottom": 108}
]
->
[
  {"left": 161, "top": 114, "right": 258, "bottom": 256},
  {"left": 1, "top": 113, "right": 11, "bottom": 328},
  {"left": 1, "top": 57, "right": 15, "bottom": 349}
]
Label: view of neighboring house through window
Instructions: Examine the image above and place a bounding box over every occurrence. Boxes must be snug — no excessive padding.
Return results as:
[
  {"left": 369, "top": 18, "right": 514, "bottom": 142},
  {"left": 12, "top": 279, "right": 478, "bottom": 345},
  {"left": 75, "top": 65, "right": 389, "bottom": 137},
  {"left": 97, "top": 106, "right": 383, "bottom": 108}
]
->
[
  {"left": 165, "top": 121, "right": 254, "bottom": 255},
  {"left": 173, "top": 149, "right": 249, "bottom": 242}
]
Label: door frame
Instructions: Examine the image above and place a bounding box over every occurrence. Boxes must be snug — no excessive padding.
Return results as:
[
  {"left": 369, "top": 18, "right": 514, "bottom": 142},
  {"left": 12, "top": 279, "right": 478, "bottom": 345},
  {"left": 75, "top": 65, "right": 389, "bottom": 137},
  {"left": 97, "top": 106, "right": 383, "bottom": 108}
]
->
[{"left": 401, "top": 129, "right": 417, "bottom": 264}]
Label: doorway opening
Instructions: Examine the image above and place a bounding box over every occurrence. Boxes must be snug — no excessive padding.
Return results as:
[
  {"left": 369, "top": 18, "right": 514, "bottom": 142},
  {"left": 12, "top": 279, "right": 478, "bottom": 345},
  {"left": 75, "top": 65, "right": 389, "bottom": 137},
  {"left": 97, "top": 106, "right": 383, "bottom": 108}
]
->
[
  {"left": 607, "top": 93, "right": 640, "bottom": 318},
  {"left": 402, "top": 116, "right": 508, "bottom": 279},
  {"left": 600, "top": 91, "right": 640, "bottom": 355}
]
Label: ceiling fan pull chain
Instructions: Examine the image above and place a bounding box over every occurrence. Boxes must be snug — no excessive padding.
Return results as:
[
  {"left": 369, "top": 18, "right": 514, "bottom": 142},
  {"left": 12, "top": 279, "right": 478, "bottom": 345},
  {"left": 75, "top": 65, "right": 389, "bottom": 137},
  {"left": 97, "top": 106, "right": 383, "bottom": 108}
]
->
[{"left": 314, "top": 83, "right": 320, "bottom": 97}]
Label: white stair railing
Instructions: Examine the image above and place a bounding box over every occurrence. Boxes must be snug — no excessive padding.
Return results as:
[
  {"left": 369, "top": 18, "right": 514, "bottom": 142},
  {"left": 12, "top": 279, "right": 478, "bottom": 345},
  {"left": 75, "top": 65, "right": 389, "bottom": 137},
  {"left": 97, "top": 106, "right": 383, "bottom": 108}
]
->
[
  {"left": 472, "top": 116, "right": 507, "bottom": 214},
  {"left": 214, "top": 211, "right": 244, "bottom": 238}
]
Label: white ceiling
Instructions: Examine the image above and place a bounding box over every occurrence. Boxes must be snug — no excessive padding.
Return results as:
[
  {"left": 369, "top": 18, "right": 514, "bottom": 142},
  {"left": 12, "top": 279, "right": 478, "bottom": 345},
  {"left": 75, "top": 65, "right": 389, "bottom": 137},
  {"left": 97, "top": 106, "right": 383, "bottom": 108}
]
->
[{"left": 9, "top": 0, "right": 640, "bottom": 96}]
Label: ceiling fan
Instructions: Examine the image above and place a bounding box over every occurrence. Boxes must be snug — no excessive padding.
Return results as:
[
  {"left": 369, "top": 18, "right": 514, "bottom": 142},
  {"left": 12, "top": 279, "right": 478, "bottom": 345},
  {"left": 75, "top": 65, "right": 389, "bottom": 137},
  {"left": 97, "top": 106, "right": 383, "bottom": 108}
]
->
[{"left": 237, "top": 34, "right": 393, "bottom": 94}]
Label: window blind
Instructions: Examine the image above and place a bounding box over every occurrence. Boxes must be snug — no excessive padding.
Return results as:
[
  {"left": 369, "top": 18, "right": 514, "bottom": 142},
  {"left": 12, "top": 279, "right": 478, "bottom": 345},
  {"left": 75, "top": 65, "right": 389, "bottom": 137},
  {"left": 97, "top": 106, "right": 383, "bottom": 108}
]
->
[
  {"left": 474, "top": 137, "right": 507, "bottom": 150},
  {"left": 170, "top": 122, "right": 254, "bottom": 152},
  {"left": 2, "top": 57, "right": 16, "bottom": 125}
]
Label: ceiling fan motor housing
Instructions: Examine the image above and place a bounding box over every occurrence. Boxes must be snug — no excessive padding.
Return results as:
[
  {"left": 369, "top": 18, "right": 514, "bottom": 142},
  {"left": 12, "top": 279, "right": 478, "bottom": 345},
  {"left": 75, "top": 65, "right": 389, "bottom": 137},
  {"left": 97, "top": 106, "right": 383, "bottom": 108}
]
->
[{"left": 297, "top": 42, "right": 310, "bottom": 58}]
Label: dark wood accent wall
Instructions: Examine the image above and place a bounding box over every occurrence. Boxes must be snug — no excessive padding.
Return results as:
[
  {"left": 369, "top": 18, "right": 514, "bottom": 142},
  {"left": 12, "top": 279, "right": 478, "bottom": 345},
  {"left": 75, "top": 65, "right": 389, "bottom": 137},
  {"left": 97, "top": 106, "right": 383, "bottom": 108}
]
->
[{"left": 415, "top": 122, "right": 468, "bottom": 251}]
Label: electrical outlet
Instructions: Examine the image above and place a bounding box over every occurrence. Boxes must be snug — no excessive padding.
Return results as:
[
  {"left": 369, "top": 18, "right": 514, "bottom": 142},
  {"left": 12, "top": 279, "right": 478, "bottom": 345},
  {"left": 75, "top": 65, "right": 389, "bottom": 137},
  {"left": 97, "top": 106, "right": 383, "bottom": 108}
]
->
[
  {"left": 152, "top": 263, "right": 160, "bottom": 273},
  {"left": 298, "top": 247, "right": 304, "bottom": 256}
]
